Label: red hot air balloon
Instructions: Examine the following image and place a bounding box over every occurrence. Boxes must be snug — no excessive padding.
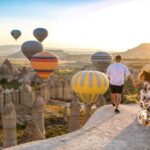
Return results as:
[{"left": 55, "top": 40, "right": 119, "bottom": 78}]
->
[{"left": 31, "top": 52, "right": 59, "bottom": 79}]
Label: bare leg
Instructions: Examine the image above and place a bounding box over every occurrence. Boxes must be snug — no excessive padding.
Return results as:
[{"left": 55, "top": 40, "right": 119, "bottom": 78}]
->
[
  {"left": 116, "top": 94, "right": 121, "bottom": 110},
  {"left": 111, "top": 93, "right": 116, "bottom": 105}
]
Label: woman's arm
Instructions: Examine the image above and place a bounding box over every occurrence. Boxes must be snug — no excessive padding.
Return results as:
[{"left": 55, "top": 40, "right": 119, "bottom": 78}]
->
[{"left": 127, "top": 74, "right": 137, "bottom": 87}]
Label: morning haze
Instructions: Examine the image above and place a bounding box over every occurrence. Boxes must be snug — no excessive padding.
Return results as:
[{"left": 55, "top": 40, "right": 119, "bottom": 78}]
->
[{"left": 0, "top": 0, "right": 149, "bottom": 150}]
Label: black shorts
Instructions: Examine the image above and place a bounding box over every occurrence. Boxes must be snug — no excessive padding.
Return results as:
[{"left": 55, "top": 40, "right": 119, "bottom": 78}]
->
[{"left": 110, "top": 84, "right": 124, "bottom": 94}]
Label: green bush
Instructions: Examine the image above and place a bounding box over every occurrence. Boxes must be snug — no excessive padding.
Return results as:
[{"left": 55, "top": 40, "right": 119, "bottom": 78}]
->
[{"left": 0, "top": 79, "right": 21, "bottom": 89}]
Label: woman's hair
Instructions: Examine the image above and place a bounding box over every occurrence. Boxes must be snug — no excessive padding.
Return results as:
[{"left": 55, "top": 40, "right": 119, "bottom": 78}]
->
[{"left": 139, "top": 70, "right": 150, "bottom": 82}]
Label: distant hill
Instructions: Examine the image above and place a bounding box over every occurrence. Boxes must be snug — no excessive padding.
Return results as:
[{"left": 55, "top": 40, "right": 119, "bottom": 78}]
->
[
  {"left": 1, "top": 43, "right": 150, "bottom": 60},
  {"left": 45, "top": 49, "right": 69, "bottom": 58},
  {"left": 0, "top": 45, "right": 69, "bottom": 59},
  {"left": 8, "top": 51, "right": 26, "bottom": 59},
  {"left": 8, "top": 49, "right": 69, "bottom": 59},
  {"left": 63, "top": 54, "right": 91, "bottom": 63},
  {"left": 114, "top": 43, "right": 150, "bottom": 59},
  {"left": 0, "top": 45, "right": 20, "bottom": 57}
]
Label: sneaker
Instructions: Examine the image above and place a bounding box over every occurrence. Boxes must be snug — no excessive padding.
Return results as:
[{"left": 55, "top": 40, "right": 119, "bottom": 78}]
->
[
  {"left": 115, "top": 109, "right": 120, "bottom": 113},
  {"left": 112, "top": 103, "right": 115, "bottom": 107}
]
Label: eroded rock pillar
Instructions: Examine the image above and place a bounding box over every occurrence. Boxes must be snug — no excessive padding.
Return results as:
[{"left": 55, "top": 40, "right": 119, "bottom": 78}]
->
[
  {"left": 82, "top": 102, "right": 91, "bottom": 126},
  {"left": 2, "top": 91, "right": 17, "bottom": 148},
  {"left": 69, "top": 95, "right": 81, "bottom": 132},
  {"left": 32, "top": 96, "right": 45, "bottom": 138}
]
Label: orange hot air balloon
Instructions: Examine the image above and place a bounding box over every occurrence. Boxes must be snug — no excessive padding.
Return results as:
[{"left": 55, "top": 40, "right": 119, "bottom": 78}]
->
[{"left": 31, "top": 52, "right": 59, "bottom": 79}]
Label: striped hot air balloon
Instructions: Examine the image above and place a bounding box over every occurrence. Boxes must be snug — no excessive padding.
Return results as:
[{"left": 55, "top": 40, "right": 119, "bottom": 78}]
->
[
  {"left": 91, "top": 51, "right": 113, "bottom": 72},
  {"left": 31, "top": 52, "right": 59, "bottom": 79},
  {"left": 71, "top": 70, "right": 109, "bottom": 104}
]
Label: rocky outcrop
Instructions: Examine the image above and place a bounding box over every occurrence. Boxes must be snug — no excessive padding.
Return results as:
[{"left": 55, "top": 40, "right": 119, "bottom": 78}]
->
[
  {"left": 49, "top": 78, "right": 72, "bottom": 102},
  {"left": 69, "top": 95, "right": 80, "bottom": 132},
  {"left": 2, "top": 91, "right": 17, "bottom": 148},
  {"left": 16, "top": 105, "right": 32, "bottom": 125},
  {"left": 32, "top": 96, "right": 45, "bottom": 138},
  {"left": 0, "top": 59, "right": 20, "bottom": 81},
  {"left": 82, "top": 103, "right": 91, "bottom": 126},
  {"left": 0, "top": 85, "right": 4, "bottom": 114},
  {"left": 20, "top": 83, "right": 35, "bottom": 108},
  {"left": 5, "top": 105, "right": 150, "bottom": 150},
  {"left": 21, "top": 120, "right": 45, "bottom": 143}
]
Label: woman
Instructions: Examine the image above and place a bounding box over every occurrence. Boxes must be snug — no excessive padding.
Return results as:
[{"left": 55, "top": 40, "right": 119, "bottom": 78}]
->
[{"left": 135, "top": 65, "right": 150, "bottom": 126}]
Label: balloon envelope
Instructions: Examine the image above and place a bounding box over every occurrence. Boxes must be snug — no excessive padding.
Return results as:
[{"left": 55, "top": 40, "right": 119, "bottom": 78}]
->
[
  {"left": 11, "top": 30, "right": 21, "bottom": 40},
  {"left": 71, "top": 70, "right": 109, "bottom": 104},
  {"left": 33, "top": 28, "right": 48, "bottom": 42},
  {"left": 91, "top": 52, "right": 113, "bottom": 72},
  {"left": 31, "top": 51, "right": 59, "bottom": 79},
  {"left": 21, "top": 41, "right": 43, "bottom": 60}
]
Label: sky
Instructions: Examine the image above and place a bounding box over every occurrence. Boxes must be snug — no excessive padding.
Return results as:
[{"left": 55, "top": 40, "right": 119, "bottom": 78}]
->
[{"left": 1, "top": 0, "right": 150, "bottom": 52}]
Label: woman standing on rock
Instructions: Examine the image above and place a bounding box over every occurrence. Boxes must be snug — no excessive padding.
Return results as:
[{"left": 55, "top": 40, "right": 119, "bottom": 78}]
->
[{"left": 135, "top": 65, "right": 150, "bottom": 126}]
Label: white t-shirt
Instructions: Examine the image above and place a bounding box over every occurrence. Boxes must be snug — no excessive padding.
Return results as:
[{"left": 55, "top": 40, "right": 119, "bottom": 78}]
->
[{"left": 107, "top": 63, "right": 130, "bottom": 86}]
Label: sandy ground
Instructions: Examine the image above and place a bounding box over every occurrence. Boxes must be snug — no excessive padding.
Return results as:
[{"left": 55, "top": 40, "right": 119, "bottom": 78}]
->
[{"left": 5, "top": 104, "right": 150, "bottom": 150}]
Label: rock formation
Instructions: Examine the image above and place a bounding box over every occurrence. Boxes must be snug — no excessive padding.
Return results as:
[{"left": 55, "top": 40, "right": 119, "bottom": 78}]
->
[
  {"left": 7, "top": 105, "right": 150, "bottom": 150},
  {"left": 39, "top": 82, "right": 50, "bottom": 103},
  {"left": 20, "top": 83, "right": 35, "bottom": 108},
  {"left": 2, "top": 91, "right": 17, "bottom": 148},
  {"left": 0, "top": 59, "right": 20, "bottom": 82},
  {"left": 11, "top": 90, "right": 20, "bottom": 105},
  {"left": 21, "top": 120, "right": 45, "bottom": 143},
  {"left": 64, "top": 80, "right": 72, "bottom": 101},
  {"left": 63, "top": 105, "right": 68, "bottom": 123},
  {"left": 0, "top": 85, "right": 4, "bottom": 114},
  {"left": 96, "top": 95, "right": 106, "bottom": 108},
  {"left": 82, "top": 102, "right": 91, "bottom": 125},
  {"left": 69, "top": 94, "right": 81, "bottom": 132},
  {"left": 32, "top": 96, "right": 45, "bottom": 138},
  {"left": 22, "top": 71, "right": 36, "bottom": 85}
]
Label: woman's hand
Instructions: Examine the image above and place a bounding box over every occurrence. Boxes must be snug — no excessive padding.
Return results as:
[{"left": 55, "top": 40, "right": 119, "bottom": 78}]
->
[{"left": 133, "top": 80, "right": 142, "bottom": 87}]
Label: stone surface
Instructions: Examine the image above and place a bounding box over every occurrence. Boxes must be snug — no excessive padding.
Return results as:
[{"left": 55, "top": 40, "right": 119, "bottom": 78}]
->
[
  {"left": 2, "top": 100, "right": 17, "bottom": 148},
  {"left": 69, "top": 96, "right": 80, "bottom": 132},
  {"left": 5, "top": 104, "right": 150, "bottom": 150},
  {"left": 63, "top": 80, "right": 72, "bottom": 101},
  {"left": 49, "top": 78, "right": 72, "bottom": 102},
  {"left": 21, "top": 120, "right": 45, "bottom": 143},
  {"left": 16, "top": 105, "right": 32, "bottom": 125},
  {"left": 0, "top": 86, "right": 4, "bottom": 114},
  {"left": 32, "top": 96, "right": 45, "bottom": 138},
  {"left": 63, "top": 106, "right": 68, "bottom": 123},
  {"left": 39, "top": 83, "right": 50, "bottom": 102},
  {"left": 0, "top": 59, "right": 20, "bottom": 81},
  {"left": 20, "top": 83, "right": 34, "bottom": 108},
  {"left": 82, "top": 103, "right": 91, "bottom": 126},
  {"left": 22, "top": 71, "right": 36, "bottom": 85}
]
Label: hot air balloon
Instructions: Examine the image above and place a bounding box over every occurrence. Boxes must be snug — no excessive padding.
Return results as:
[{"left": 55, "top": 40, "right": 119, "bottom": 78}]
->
[
  {"left": 91, "top": 51, "right": 113, "bottom": 72},
  {"left": 21, "top": 41, "right": 43, "bottom": 60},
  {"left": 11, "top": 30, "right": 21, "bottom": 40},
  {"left": 71, "top": 70, "right": 109, "bottom": 104},
  {"left": 33, "top": 28, "right": 48, "bottom": 42},
  {"left": 31, "top": 51, "right": 59, "bottom": 79}
]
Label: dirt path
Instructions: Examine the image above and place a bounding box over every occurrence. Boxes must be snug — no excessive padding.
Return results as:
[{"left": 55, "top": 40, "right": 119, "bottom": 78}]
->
[{"left": 5, "top": 104, "right": 150, "bottom": 150}]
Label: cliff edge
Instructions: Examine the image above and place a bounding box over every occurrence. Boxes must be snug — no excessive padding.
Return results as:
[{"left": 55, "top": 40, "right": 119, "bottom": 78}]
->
[{"left": 5, "top": 105, "right": 150, "bottom": 150}]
